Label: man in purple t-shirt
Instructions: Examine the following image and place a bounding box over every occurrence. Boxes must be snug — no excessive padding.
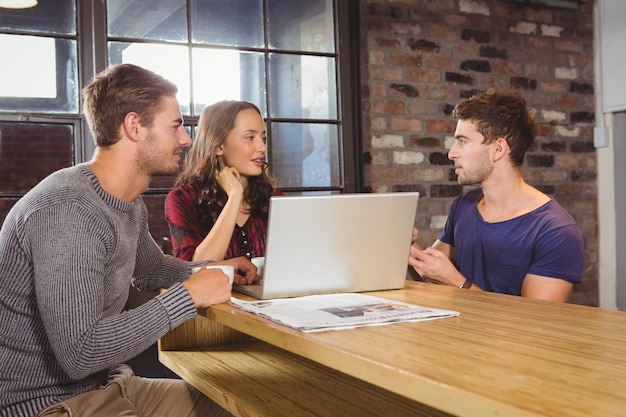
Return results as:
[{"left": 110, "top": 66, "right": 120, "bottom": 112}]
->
[{"left": 408, "top": 89, "right": 585, "bottom": 302}]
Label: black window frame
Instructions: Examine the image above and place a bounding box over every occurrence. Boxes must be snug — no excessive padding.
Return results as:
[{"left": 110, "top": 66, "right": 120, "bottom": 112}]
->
[{"left": 0, "top": 0, "right": 362, "bottom": 200}]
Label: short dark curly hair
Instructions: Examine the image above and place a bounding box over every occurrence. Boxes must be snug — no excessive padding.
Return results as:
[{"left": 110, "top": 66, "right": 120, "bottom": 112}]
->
[{"left": 452, "top": 88, "right": 538, "bottom": 167}]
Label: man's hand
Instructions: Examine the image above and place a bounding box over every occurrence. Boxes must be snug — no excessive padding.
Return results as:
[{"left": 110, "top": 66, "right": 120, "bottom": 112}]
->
[
  {"left": 410, "top": 227, "right": 423, "bottom": 250},
  {"left": 408, "top": 245, "right": 465, "bottom": 287},
  {"left": 182, "top": 267, "right": 233, "bottom": 308},
  {"left": 182, "top": 257, "right": 258, "bottom": 308}
]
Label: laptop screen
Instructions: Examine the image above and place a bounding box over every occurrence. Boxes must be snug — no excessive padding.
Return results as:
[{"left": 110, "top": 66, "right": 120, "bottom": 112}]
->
[{"left": 234, "top": 192, "right": 420, "bottom": 299}]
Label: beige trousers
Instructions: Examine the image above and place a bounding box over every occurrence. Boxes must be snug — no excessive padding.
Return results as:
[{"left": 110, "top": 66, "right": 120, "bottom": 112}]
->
[{"left": 38, "top": 365, "right": 233, "bottom": 417}]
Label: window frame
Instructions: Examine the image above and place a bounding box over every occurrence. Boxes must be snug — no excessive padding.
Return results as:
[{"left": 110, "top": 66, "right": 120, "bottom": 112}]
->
[
  {"left": 0, "top": 0, "right": 362, "bottom": 197},
  {"left": 84, "top": 0, "right": 362, "bottom": 194}
]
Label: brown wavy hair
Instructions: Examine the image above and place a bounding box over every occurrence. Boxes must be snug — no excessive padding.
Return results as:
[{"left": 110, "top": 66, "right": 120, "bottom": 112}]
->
[
  {"left": 175, "top": 100, "right": 276, "bottom": 227},
  {"left": 83, "top": 64, "right": 178, "bottom": 147}
]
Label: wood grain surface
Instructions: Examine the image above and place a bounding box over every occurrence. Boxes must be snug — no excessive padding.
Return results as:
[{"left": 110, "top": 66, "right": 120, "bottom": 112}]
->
[{"left": 161, "top": 281, "right": 626, "bottom": 417}]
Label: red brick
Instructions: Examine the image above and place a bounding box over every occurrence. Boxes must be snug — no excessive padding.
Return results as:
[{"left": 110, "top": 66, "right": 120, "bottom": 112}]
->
[
  {"left": 426, "top": 56, "right": 457, "bottom": 70},
  {"left": 554, "top": 39, "right": 583, "bottom": 53},
  {"left": 554, "top": 95, "right": 580, "bottom": 108},
  {"left": 426, "top": 120, "right": 456, "bottom": 133},
  {"left": 369, "top": 167, "right": 409, "bottom": 183},
  {"left": 539, "top": 80, "right": 568, "bottom": 93},
  {"left": 408, "top": 69, "right": 441, "bottom": 83},
  {"left": 369, "top": 67, "right": 404, "bottom": 81},
  {"left": 389, "top": 53, "right": 421, "bottom": 66},
  {"left": 391, "top": 118, "right": 423, "bottom": 131},
  {"left": 371, "top": 100, "right": 405, "bottom": 115}
]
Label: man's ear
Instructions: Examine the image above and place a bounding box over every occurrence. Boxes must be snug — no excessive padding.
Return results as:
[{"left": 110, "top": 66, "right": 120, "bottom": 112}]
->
[
  {"left": 122, "top": 112, "right": 142, "bottom": 142},
  {"left": 492, "top": 137, "right": 509, "bottom": 162}
]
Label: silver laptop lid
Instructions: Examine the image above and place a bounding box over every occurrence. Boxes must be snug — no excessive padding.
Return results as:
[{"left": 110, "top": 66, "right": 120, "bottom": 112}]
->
[{"left": 234, "top": 192, "right": 419, "bottom": 299}]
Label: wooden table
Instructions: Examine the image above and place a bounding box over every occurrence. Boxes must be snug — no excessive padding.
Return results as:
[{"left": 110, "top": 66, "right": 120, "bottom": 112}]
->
[{"left": 159, "top": 281, "right": 626, "bottom": 417}]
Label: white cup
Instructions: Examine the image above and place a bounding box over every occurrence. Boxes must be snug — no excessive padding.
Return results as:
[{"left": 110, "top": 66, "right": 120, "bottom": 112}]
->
[
  {"left": 191, "top": 264, "right": 235, "bottom": 285},
  {"left": 251, "top": 257, "right": 265, "bottom": 278}
]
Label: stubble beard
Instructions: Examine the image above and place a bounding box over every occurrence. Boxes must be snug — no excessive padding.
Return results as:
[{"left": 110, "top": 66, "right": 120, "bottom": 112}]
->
[
  {"left": 456, "top": 152, "right": 493, "bottom": 186},
  {"left": 136, "top": 132, "right": 181, "bottom": 178}
]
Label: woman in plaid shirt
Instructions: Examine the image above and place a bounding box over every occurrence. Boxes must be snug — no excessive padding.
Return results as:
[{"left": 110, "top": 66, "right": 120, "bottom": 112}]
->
[{"left": 165, "top": 100, "right": 282, "bottom": 262}]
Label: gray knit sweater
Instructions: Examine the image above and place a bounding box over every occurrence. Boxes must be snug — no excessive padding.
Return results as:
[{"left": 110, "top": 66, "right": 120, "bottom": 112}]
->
[{"left": 0, "top": 164, "right": 199, "bottom": 417}]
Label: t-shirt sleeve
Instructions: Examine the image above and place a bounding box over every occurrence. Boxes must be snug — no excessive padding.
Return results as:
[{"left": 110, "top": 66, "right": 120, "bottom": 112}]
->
[{"left": 527, "top": 222, "right": 586, "bottom": 284}]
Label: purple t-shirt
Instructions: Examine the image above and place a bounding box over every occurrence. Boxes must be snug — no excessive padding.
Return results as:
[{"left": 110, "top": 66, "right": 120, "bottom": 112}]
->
[{"left": 439, "top": 188, "right": 585, "bottom": 296}]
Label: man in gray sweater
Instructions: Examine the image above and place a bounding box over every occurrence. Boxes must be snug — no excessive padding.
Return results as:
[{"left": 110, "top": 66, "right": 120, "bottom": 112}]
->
[{"left": 0, "top": 64, "right": 257, "bottom": 417}]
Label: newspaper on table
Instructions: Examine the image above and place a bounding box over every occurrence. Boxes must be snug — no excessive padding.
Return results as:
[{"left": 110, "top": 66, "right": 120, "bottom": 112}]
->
[{"left": 230, "top": 293, "right": 460, "bottom": 333}]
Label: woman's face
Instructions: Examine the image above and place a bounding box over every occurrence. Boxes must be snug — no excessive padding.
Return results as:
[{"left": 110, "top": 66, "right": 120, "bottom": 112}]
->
[{"left": 217, "top": 108, "right": 267, "bottom": 178}]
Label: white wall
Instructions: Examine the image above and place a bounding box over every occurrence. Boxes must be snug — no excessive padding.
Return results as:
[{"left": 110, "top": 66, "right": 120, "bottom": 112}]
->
[
  {"left": 596, "top": 0, "right": 625, "bottom": 310},
  {"left": 600, "top": 0, "right": 626, "bottom": 112}
]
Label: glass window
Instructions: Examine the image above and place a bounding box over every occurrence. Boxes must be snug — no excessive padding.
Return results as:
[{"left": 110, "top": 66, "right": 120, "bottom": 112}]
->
[
  {"left": 103, "top": 0, "right": 346, "bottom": 195},
  {"left": 0, "top": 0, "right": 359, "bottom": 241},
  {"left": 191, "top": 48, "right": 266, "bottom": 115},
  {"left": 0, "top": 0, "right": 76, "bottom": 34},
  {"left": 107, "top": 0, "right": 187, "bottom": 42},
  {"left": 270, "top": 122, "right": 340, "bottom": 188},
  {"left": 0, "top": 0, "right": 355, "bottom": 208},
  {"left": 0, "top": 35, "right": 58, "bottom": 98},
  {"left": 0, "top": 1, "right": 79, "bottom": 228},
  {"left": 0, "top": 35, "right": 78, "bottom": 113},
  {"left": 268, "top": 53, "right": 337, "bottom": 119},
  {"left": 0, "top": 0, "right": 79, "bottom": 114},
  {"left": 108, "top": 41, "right": 192, "bottom": 114},
  {"left": 268, "top": 0, "right": 335, "bottom": 53},
  {"left": 191, "top": 0, "right": 263, "bottom": 47}
]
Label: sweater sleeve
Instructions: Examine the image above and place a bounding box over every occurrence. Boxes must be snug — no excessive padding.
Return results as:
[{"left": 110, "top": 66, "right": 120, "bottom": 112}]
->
[
  {"left": 132, "top": 197, "right": 202, "bottom": 291},
  {"left": 26, "top": 203, "right": 197, "bottom": 380}
]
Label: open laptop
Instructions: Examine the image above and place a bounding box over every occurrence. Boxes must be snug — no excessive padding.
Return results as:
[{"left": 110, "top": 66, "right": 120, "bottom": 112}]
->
[{"left": 233, "top": 192, "right": 420, "bottom": 299}]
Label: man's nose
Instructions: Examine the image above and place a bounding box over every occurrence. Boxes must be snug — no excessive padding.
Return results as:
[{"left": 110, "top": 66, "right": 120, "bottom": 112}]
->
[
  {"left": 181, "top": 130, "right": 192, "bottom": 147},
  {"left": 448, "top": 142, "right": 459, "bottom": 160}
]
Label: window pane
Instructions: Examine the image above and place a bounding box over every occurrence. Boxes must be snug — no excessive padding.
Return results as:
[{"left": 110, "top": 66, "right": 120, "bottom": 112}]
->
[
  {"left": 0, "top": 0, "right": 76, "bottom": 35},
  {"left": 108, "top": 42, "right": 191, "bottom": 115},
  {"left": 269, "top": 53, "right": 337, "bottom": 119},
  {"left": 0, "top": 34, "right": 78, "bottom": 113},
  {"left": 0, "top": 122, "right": 74, "bottom": 194},
  {"left": 191, "top": 0, "right": 263, "bottom": 47},
  {"left": 270, "top": 122, "right": 340, "bottom": 188},
  {"left": 192, "top": 48, "right": 266, "bottom": 115},
  {"left": 107, "top": 0, "right": 187, "bottom": 42},
  {"left": 268, "top": 0, "right": 335, "bottom": 53}
]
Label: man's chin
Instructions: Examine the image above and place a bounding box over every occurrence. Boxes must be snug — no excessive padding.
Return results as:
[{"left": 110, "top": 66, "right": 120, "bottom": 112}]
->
[{"left": 151, "top": 167, "right": 180, "bottom": 177}]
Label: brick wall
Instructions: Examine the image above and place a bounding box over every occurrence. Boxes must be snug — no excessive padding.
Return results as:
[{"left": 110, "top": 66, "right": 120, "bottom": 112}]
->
[
  {"left": 359, "top": 0, "right": 598, "bottom": 305},
  {"left": 0, "top": 122, "right": 74, "bottom": 224},
  {"left": 0, "top": 122, "right": 74, "bottom": 194}
]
